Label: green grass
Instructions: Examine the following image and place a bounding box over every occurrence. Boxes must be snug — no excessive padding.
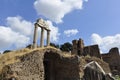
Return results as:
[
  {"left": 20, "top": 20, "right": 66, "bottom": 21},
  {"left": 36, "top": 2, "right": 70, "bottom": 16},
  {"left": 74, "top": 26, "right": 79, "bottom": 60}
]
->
[{"left": 115, "top": 75, "right": 120, "bottom": 80}]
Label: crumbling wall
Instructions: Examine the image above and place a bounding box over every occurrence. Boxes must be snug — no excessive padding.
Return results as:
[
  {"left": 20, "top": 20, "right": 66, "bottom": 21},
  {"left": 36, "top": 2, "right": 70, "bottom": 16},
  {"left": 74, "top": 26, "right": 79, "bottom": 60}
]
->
[
  {"left": 83, "top": 45, "right": 101, "bottom": 58},
  {"left": 72, "top": 38, "right": 101, "bottom": 58},
  {"left": 1, "top": 48, "right": 81, "bottom": 80},
  {"left": 1, "top": 50, "right": 45, "bottom": 80},
  {"left": 55, "top": 58, "right": 80, "bottom": 80},
  {"left": 72, "top": 38, "right": 84, "bottom": 55},
  {"left": 0, "top": 46, "right": 115, "bottom": 80},
  {"left": 44, "top": 51, "right": 80, "bottom": 80},
  {"left": 102, "top": 47, "right": 120, "bottom": 75},
  {"left": 72, "top": 40, "right": 79, "bottom": 55}
]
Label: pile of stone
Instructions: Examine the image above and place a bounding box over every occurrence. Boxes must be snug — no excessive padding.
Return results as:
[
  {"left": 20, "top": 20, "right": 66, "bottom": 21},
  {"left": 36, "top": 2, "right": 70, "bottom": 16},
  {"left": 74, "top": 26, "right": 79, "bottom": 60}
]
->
[{"left": 82, "top": 61, "right": 115, "bottom": 80}]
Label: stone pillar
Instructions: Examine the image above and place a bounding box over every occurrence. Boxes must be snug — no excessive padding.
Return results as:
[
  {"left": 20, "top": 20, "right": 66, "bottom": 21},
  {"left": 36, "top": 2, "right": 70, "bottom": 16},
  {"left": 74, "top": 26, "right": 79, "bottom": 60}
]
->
[
  {"left": 33, "top": 23, "right": 38, "bottom": 48},
  {"left": 46, "top": 30, "right": 50, "bottom": 46},
  {"left": 40, "top": 27, "right": 44, "bottom": 47}
]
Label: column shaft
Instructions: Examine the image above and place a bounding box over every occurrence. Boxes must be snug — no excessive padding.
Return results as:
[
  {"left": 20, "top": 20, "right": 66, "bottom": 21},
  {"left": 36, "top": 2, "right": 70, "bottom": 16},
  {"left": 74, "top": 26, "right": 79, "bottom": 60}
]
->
[
  {"left": 40, "top": 28, "right": 44, "bottom": 47},
  {"left": 47, "top": 30, "right": 50, "bottom": 46},
  {"left": 33, "top": 24, "right": 38, "bottom": 48}
]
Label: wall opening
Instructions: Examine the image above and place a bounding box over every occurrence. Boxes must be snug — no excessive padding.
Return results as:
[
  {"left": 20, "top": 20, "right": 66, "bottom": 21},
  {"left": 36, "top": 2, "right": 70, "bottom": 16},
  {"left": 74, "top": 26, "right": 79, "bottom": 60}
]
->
[
  {"left": 43, "top": 52, "right": 57, "bottom": 80},
  {"left": 43, "top": 60, "right": 56, "bottom": 80},
  {"left": 43, "top": 60, "right": 50, "bottom": 80}
]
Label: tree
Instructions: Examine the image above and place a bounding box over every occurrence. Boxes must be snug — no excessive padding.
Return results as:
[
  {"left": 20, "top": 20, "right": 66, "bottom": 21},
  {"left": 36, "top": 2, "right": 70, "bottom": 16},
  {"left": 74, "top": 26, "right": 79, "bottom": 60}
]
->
[
  {"left": 60, "top": 42, "right": 73, "bottom": 52},
  {"left": 50, "top": 43, "right": 59, "bottom": 49},
  {"left": 26, "top": 44, "right": 32, "bottom": 49},
  {"left": 3, "top": 50, "right": 11, "bottom": 54}
]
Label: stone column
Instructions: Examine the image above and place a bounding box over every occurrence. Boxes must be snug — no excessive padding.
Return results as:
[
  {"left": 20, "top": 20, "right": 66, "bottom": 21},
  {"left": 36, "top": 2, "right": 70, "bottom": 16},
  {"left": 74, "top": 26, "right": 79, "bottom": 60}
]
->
[
  {"left": 40, "top": 27, "right": 44, "bottom": 47},
  {"left": 46, "top": 30, "right": 50, "bottom": 46},
  {"left": 33, "top": 23, "right": 38, "bottom": 48}
]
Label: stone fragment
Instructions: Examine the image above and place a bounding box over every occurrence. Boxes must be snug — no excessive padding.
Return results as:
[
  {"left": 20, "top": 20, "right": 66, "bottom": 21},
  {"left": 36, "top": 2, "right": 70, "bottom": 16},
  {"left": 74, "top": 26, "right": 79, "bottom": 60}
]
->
[{"left": 82, "top": 61, "right": 115, "bottom": 80}]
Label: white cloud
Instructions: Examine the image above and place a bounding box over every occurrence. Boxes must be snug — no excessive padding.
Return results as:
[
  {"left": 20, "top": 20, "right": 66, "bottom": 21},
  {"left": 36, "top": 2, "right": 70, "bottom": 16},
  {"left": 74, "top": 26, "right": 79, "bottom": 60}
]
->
[
  {"left": 7, "top": 16, "right": 34, "bottom": 36},
  {"left": 91, "top": 33, "right": 102, "bottom": 45},
  {"left": 46, "top": 20, "right": 60, "bottom": 42},
  {"left": 34, "top": 0, "right": 86, "bottom": 23},
  {"left": 64, "top": 29, "right": 79, "bottom": 37},
  {"left": 91, "top": 33, "right": 120, "bottom": 52},
  {"left": 0, "top": 26, "right": 30, "bottom": 49},
  {"left": 84, "top": 0, "right": 88, "bottom": 2},
  {"left": 0, "top": 16, "right": 34, "bottom": 51}
]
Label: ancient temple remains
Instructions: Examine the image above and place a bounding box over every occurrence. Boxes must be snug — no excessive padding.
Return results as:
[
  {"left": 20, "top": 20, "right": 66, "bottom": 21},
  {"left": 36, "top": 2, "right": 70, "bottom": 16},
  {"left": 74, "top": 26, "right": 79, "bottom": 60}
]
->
[{"left": 33, "top": 18, "right": 51, "bottom": 48}]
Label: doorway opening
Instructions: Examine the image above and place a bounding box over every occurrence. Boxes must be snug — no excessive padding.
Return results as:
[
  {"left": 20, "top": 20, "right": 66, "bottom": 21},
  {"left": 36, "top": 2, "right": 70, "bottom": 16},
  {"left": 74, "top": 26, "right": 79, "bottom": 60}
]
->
[{"left": 43, "top": 60, "right": 50, "bottom": 80}]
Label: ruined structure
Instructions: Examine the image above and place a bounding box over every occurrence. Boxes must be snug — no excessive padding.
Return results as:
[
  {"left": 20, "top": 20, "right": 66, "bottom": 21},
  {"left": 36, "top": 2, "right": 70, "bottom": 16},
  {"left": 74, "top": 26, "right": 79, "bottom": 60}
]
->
[
  {"left": 102, "top": 47, "right": 120, "bottom": 75},
  {"left": 72, "top": 39, "right": 84, "bottom": 56},
  {"left": 72, "top": 38, "right": 101, "bottom": 58},
  {"left": 1, "top": 48, "right": 81, "bottom": 80},
  {"left": 72, "top": 38, "right": 120, "bottom": 76},
  {"left": 1, "top": 37, "right": 118, "bottom": 80},
  {"left": 0, "top": 15, "right": 119, "bottom": 79},
  {"left": 0, "top": 47, "right": 111, "bottom": 80},
  {"left": 33, "top": 18, "right": 50, "bottom": 48}
]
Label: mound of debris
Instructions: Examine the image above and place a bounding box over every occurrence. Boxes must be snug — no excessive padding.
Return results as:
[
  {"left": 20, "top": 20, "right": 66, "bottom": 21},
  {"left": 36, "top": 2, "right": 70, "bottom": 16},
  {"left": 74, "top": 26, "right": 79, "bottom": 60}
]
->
[{"left": 82, "top": 61, "right": 115, "bottom": 80}]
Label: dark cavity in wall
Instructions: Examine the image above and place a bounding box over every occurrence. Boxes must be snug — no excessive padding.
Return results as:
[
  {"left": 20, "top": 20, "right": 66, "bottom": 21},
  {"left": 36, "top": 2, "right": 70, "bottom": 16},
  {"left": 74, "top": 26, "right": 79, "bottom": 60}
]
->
[
  {"left": 43, "top": 60, "right": 50, "bottom": 80},
  {"left": 43, "top": 52, "right": 56, "bottom": 80}
]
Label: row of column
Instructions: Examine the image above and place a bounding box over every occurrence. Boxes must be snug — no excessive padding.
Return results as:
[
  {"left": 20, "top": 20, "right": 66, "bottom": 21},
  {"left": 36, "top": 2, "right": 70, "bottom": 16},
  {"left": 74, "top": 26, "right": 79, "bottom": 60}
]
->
[{"left": 33, "top": 23, "right": 50, "bottom": 48}]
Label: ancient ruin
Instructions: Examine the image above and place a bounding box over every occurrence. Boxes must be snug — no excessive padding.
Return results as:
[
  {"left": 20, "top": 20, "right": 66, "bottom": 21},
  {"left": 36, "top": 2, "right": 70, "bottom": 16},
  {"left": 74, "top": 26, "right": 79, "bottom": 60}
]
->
[
  {"left": 102, "top": 47, "right": 120, "bottom": 76},
  {"left": 33, "top": 18, "right": 50, "bottom": 48},
  {"left": 0, "top": 17, "right": 119, "bottom": 79},
  {"left": 72, "top": 38, "right": 101, "bottom": 58},
  {"left": 0, "top": 47, "right": 113, "bottom": 80},
  {"left": 0, "top": 48, "right": 82, "bottom": 80},
  {"left": 1, "top": 36, "right": 120, "bottom": 80},
  {"left": 72, "top": 38, "right": 120, "bottom": 76}
]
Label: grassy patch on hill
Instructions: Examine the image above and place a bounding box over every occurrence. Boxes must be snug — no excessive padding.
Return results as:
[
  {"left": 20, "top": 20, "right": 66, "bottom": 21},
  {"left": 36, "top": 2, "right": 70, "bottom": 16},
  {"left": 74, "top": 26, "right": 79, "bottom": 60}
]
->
[
  {"left": 0, "top": 46, "right": 59, "bottom": 74},
  {"left": 0, "top": 48, "right": 32, "bottom": 73}
]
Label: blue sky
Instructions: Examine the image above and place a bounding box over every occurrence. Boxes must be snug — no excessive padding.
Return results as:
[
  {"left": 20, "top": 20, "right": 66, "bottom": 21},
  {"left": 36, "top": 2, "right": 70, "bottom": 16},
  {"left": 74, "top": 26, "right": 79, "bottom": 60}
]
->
[{"left": 0, "top": 0, "right": 120, "bottom": 53}]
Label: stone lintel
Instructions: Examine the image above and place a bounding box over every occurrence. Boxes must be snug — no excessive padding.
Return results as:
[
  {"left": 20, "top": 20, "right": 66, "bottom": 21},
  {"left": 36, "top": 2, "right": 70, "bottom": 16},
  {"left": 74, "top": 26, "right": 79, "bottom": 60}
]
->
[{"left": 36, "top": 22, "right": 50, "bottom": 31}]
